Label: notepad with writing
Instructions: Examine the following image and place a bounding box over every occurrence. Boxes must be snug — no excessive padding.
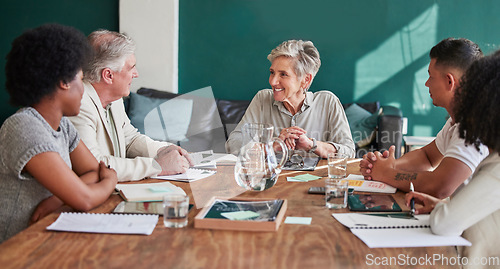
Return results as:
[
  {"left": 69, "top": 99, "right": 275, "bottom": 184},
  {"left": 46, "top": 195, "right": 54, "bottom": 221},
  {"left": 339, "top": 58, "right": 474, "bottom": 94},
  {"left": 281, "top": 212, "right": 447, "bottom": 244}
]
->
[
  {"left": 47, "top": 212, "right": 158, "bottom": 235},
  {"left": 332, "top": 213, "right": 471, "bottom": 248},
  {"left": 345, "top": 174, "right": 397, "bottom": 193}
]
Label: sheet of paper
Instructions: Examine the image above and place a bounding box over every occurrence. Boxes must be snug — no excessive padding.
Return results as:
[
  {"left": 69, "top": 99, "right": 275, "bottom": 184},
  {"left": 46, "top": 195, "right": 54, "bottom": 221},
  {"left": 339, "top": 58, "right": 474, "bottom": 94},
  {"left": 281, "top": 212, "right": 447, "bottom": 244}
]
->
[
  {"left": 153, "top": 168, "right": 216, "bottom": 182},
  {"left": 191, "top": 150, "right": 217, "bottom": 168},
  {"left": 190, "top": 150, "right": 238, "bottom": 168},
  {"left": 351, "top": 227, "right": 471, "bottom": 248},
  {"left": 47, "top": 212, "right": 158, "bottom": 235},
  {"left": 284, "top": 217, "right": 312, "bottom": 225}
]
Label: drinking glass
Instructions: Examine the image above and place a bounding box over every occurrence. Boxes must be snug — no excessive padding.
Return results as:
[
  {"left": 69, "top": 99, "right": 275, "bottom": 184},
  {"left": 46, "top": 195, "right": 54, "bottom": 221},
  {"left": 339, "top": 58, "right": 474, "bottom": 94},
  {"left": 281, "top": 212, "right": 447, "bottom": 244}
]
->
[
  {"left": 326, "top": 153, "right": 348, "bottom": 209},
  {"left": 163, "top": 193, "right": 189, "bottom": 228}
]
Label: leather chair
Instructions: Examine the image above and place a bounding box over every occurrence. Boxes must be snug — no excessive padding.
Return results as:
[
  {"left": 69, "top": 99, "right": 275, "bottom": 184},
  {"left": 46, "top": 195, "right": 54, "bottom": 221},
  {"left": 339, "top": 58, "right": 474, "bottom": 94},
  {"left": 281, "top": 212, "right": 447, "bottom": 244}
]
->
[{"left": 127, "top": 88, "right": 403, "bottom": 157}]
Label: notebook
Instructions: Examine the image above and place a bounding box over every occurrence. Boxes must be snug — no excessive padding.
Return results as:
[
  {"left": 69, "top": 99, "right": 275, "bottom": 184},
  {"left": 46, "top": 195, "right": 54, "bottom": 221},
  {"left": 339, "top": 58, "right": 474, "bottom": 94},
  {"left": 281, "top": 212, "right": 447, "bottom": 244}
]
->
[
  {"left": 344, "top": 174, "right": 397, "bottom": 193},
  {"left": 46, "top": 212, "right": 158, "bottom": 235},
  {"left": 115, "top": 182, "right": 186, "bottom": 202},
  {"left": 202, "top": 199, "right": 284, "bottom": 221},
  {"left": 332, "top": 213, "right": 471, "bottom": 248}
]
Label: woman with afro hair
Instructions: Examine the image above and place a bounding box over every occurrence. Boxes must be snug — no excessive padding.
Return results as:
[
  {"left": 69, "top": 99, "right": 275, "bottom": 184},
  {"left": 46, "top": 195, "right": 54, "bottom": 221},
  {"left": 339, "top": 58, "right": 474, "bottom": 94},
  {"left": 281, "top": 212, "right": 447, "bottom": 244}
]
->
[
  {"left": 0, "top": 24, "right": 117, "bottom": 243},
  {"left": 406, "top": 50, "right": 500, "bottom": 267}
]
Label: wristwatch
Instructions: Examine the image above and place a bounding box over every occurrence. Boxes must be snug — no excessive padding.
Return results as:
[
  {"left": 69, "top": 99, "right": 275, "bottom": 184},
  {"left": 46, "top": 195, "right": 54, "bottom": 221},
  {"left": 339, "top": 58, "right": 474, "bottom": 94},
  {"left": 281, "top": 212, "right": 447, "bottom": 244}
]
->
[{"left": 308, "top": 137, "right": 317, "bottom": 153}]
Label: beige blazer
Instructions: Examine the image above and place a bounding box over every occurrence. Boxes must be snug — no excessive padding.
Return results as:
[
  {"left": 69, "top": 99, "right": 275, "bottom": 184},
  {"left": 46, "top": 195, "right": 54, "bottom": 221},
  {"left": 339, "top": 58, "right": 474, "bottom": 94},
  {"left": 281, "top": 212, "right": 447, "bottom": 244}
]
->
[{"left": 69, "top": 83, "right": 170, "bottom": 181}]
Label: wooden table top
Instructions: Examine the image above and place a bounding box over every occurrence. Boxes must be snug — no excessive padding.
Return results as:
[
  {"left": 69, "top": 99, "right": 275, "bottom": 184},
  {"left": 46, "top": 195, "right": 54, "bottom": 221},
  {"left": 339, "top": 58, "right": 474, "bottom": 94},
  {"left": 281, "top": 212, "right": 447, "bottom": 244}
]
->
[{"left": 0, "top": 159, "right": 459, "bottom": 269}]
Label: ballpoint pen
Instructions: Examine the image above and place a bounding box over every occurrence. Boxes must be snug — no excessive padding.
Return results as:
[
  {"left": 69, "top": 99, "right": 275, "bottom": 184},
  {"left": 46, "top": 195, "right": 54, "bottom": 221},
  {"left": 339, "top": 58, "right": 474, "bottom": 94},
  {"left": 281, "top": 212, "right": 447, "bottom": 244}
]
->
[{"left": 410, "top": 182, "right": 415, "bottom": 216}]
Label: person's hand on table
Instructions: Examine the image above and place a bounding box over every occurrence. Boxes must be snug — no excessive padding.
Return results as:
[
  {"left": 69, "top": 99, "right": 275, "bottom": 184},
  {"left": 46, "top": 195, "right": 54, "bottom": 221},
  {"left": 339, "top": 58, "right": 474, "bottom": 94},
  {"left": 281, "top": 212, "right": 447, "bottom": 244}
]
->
[
  {"left": 360, "top": 146, "right": 391, "bottom": 180},
  {"left": 155, "top": 145, "right": 194, "bottom": 175},
  {"left": 294, "top": 133, "right": 315, "bottom": 152},
  {"left": 405, "top": 191, "right": 442, "bottom": 214},
  {"left": 30, "top": 196, "right": 64, "bottom": 225},
  {"left": 278, "top": 126, "right": 306, "bottom": 150}
]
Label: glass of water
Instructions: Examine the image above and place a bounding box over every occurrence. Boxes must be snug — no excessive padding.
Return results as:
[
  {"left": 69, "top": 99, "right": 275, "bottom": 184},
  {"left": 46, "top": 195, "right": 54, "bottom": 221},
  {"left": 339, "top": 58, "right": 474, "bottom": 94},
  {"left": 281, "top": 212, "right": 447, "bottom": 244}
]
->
[
  {"left": 326, "top": 153, "right": 348, "bottom": 209},
  {"left": 327, "top": 153, "right": 347, "bottom": 179},
  {"left": 325, "top": 178, "right": 348, "bottom": 209},
  {"left": 163, "top": 193, "right": 189, "bottom": 228}
]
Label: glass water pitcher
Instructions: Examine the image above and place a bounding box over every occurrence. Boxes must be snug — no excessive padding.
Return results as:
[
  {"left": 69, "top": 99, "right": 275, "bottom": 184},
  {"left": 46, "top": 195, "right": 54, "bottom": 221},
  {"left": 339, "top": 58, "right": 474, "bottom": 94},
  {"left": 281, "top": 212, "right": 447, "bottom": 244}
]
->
[{"left": 234, "top": 123, "right": 288, "bottom": 191}]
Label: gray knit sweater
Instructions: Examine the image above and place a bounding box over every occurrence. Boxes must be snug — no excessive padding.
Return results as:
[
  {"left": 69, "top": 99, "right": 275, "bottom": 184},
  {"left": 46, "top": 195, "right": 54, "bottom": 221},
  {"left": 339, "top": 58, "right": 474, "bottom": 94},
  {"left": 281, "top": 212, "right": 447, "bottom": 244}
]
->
[{"left": 0, "top": 107, "right": 79, "bottom": 243}]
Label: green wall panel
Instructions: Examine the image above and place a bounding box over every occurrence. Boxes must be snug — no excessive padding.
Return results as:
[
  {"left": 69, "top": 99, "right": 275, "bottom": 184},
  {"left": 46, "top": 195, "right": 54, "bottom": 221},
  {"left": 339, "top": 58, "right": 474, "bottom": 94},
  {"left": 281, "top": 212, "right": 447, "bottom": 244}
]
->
[
  {"left": 179, "top": 0, "right": 500, "bottom": 136},
  {"left": 2, "top": 0, "right": 500, "bottom": 137},
  {"left": 0, "top": 0, "right": 118, "bottom": 124}
]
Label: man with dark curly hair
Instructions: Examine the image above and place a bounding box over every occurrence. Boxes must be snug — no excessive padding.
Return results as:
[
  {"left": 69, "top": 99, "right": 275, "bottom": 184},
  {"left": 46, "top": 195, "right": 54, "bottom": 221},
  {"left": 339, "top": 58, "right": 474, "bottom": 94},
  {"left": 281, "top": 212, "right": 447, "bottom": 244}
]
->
[
  {"left": 69, "top": 30, "right": 193, "bottom": 182},
  {"left": 0, "top": 24, "right": 117, "bottom": 243},
  {"left": 360, "top": 38, "right": 488, "bottom": 199},
  {"left": 407, "top": 50, "right": 500, "bottom": 267}
]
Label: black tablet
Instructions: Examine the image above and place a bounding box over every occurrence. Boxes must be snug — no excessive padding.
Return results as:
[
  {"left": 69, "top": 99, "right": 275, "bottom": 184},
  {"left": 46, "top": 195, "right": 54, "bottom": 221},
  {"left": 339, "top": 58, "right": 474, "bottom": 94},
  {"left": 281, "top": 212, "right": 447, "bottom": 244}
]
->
[{"left": 348, "top": 194, "right": 402, "bottom": 212}]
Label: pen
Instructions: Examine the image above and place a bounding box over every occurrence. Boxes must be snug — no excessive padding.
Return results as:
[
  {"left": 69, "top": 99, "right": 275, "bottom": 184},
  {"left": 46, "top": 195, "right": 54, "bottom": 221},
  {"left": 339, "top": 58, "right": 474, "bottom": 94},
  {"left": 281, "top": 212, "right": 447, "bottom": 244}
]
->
[{"left": 410, "top": 182, "right": 415, "bottom": 216}]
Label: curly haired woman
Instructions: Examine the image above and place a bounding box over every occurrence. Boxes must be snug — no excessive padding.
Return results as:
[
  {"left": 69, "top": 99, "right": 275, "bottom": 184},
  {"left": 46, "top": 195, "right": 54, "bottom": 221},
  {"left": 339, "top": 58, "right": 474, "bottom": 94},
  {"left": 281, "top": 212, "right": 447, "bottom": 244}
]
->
[
  {"left": 406, "top": 50, "right": 500, "bottom": 268},
  {"left": 0, "top": 24, "right": 118, "bottom": 243}
]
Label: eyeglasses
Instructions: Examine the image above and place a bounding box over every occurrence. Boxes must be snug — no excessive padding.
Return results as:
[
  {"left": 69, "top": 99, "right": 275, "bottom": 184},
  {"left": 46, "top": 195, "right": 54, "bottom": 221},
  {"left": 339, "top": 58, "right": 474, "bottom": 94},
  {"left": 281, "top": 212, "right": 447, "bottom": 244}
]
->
[{"left": 288, "top": 152, "right": 305, "bottom": 168}]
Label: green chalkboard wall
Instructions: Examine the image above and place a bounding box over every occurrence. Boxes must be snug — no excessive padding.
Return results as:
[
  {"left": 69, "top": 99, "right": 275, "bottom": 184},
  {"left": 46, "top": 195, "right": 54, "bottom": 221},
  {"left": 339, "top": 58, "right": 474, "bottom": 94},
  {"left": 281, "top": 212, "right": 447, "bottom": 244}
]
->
[
  {"left": 2, "top": 0, "right": 500, "bottom": 137},
  {"left": 179, "top": 0, "right": 500, "bottom": 136},
  {"left": 0, "top": 0, "right": 119, "bottom": 125}
]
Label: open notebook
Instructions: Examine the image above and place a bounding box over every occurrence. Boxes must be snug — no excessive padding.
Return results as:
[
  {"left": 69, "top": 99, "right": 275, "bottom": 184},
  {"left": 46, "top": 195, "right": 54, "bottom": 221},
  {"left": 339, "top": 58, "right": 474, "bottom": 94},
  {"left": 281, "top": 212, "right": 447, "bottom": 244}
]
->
[{"left": 333, "top": 213, "right": 471, "bottom": 248}]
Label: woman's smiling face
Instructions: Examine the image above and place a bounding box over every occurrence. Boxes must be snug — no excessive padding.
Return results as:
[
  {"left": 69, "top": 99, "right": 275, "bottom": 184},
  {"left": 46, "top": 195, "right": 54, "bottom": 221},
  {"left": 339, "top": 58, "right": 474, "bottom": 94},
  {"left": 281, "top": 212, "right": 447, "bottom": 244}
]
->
[{"left": 269, "top": 56, "right": 306, "bottom": 104}]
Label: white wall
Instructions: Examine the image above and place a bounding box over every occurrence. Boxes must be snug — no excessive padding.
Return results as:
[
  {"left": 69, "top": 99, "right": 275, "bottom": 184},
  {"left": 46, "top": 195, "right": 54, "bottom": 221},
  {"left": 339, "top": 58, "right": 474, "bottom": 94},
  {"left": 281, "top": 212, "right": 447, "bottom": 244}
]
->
[{"left": 119, "top": 0, "right": 178, "bottom": 93}]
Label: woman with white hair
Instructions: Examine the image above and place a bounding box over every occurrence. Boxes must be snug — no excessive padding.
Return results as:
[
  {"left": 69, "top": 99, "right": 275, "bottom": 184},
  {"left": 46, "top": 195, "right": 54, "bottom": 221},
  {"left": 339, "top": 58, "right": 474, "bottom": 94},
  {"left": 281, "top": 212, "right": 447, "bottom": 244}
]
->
[{"left": 226, "top": 40, "right": 355, "bottom": 158}]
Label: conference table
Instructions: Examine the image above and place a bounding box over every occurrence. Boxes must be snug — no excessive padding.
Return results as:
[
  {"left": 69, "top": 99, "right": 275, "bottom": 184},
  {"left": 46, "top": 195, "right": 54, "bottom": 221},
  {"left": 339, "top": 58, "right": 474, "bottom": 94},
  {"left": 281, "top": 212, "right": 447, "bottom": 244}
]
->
[{"left": 0, "top": 158, "right": 460, "bottom": 268}]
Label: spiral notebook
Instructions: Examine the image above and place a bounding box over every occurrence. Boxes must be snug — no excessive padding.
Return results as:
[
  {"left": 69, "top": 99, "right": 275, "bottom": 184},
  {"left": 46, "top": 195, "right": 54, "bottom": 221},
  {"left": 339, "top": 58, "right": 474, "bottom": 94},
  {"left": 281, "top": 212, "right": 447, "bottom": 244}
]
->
[
  {"left": 46, "top": 212, "right": 158, "bottom": 235},
  {"left": 115, "top": 182, "right": 186, "bottom": 202},
  {"left": 332, "top": 213, "right": 471, "bottom": 248}
]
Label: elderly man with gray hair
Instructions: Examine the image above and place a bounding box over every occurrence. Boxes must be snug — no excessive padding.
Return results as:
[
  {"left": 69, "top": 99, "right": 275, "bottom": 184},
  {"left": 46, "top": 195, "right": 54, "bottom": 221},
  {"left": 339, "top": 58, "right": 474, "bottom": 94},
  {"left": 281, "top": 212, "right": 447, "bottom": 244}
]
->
[
  {"left": 70, "top": 30, "right": 193, "bottom": 182},
  {"left": 226, "top": 39, "right": 355, "bottom": 158}
]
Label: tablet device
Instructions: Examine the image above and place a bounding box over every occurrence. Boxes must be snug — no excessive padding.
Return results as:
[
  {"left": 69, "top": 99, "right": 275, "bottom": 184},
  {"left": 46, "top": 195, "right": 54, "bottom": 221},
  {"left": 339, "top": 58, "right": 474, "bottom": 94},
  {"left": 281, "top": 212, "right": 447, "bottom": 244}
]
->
[
  {"left": 113, "top": 201, "right": 164, "bottom": 215},
  {"left": 347, "top": 194, "right": 402, "bottom": 212},
  {"left": 113, "top": 201, "right": 194, "bottom": 215},
  {"left": 308, "top": 186, "right": 325, "bottom": 194}
]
